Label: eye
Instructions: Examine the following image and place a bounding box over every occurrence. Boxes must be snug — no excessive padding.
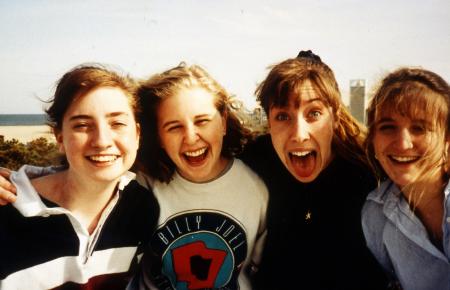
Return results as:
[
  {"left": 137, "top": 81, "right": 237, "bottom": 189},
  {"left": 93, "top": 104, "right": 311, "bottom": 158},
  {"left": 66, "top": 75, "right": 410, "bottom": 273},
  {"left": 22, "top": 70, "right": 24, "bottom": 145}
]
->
[
  {"left": 111, "top": 121, "right": 127, "bottom": 128},
  {"left": 72, "top": 123, "right": 90, "bottom": 131},
  {"left": 377, "top": 123, "right": 396, "bottom": 133},
  {"left": 410, "top": 124, "right": 427, "bottom": 135},
  {"left": 274, "top": 112, "right": 290, "bottom": 121},
  {"left": 308, "top": 110, "right": 322, "bottom": 120},
  {"left": 195, "top": 118, "right": 210, "bottom": 126},
  {"left": 167, "top": 125, "right": 182, "bottom": 132}
]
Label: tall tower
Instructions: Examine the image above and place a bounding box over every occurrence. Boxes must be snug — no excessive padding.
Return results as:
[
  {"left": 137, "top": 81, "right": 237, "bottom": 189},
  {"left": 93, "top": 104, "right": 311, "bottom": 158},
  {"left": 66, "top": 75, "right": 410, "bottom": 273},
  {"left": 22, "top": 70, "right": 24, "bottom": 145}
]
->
[{"left": 349, "top": 79, "right": 366, "bottom": 123}]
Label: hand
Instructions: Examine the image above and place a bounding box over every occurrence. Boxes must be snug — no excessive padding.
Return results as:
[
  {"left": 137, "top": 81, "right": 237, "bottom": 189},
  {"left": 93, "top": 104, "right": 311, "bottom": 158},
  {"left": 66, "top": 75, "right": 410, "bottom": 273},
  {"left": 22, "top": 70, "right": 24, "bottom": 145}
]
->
[{"left": 0, "top": 167, "right": 16, "bottom": 205}]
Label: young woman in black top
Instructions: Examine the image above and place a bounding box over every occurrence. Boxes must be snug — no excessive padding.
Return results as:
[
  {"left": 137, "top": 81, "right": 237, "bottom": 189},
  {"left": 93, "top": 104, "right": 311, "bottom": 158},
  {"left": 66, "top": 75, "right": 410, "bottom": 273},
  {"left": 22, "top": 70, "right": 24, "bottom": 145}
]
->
[{"left": 240, "top": 50, "right": 387, "bottom": 289}]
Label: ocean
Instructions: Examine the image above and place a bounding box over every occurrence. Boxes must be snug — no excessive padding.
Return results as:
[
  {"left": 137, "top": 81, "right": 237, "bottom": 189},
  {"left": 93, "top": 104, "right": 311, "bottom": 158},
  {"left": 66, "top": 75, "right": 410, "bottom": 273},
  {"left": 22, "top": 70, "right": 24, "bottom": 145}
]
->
[{"left": 0, "top": 114, "right": 47, "bottom": 126}]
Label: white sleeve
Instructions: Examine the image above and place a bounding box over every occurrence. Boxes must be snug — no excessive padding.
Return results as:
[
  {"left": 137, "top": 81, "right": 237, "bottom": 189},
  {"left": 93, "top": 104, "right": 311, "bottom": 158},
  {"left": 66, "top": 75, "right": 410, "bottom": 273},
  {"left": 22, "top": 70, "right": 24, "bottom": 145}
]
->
[{"left": 22, "top": 165, "right": 61, "bottom": 178}]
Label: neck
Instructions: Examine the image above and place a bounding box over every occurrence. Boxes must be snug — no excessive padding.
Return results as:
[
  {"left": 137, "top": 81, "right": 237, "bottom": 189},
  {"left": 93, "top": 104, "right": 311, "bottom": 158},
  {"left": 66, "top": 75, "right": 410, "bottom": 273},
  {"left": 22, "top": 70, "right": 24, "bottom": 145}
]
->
[
  {"left": 402, "top": 177, "right": 446, "bottom": 250},
  {"left": 401, "top": 175, "right": 445, "bottom": 208},
  {"left": 33, "top": 170, "right": 120, "bottom": 234}
]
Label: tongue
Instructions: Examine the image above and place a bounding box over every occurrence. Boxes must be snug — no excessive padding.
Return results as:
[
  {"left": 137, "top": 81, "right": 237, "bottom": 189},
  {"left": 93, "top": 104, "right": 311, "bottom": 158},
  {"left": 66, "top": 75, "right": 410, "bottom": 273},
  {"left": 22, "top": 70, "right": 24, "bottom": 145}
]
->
[
  {"left": 291, "top": 153, "right": 316, "bottom": 177},
  {"left": 185, "top": 153, "right": 207, "bottom": 166}
]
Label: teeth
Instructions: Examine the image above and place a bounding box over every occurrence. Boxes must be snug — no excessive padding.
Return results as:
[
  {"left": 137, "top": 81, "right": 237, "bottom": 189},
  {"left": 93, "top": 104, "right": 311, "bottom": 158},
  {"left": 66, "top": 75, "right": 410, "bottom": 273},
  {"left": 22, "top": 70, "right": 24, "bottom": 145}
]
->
[
  {"left": 184, "top": 148, "right": 207, "bottom": 157},
  {"left": 89, "top": 155, "right": 118, "bottom": 162},
  {"left": 291, "top": 151, "right": 312, "bottom": 157},
  {"left": 391, "top": 156, "right": 418, "bottom": 162}
]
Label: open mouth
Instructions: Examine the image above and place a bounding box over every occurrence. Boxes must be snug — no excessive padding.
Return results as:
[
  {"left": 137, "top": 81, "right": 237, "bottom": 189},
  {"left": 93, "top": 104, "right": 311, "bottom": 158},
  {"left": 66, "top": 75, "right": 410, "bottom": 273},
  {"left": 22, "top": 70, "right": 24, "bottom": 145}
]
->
[
  {"left": 289, "top": 150, "right": 317, "bottom": 178},
  {"left": 183, "top": 147, "right": 208, "bottom": 165},
  {"left": 388, "top": 155, "right": 420, "bottom": 164},
  {"left": 86, "top": 155, "right": 119, "bottom": 164}
]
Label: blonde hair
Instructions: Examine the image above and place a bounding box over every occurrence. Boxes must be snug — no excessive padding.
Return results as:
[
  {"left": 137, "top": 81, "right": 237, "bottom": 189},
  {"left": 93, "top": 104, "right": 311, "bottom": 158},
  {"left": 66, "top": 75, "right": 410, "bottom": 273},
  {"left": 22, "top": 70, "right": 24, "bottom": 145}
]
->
[
  {"left": 137, "top": 62, "right": 252, "bottom": 183},
  {"left": 365, "top": 67, "right": 450, "bottom": 206}
]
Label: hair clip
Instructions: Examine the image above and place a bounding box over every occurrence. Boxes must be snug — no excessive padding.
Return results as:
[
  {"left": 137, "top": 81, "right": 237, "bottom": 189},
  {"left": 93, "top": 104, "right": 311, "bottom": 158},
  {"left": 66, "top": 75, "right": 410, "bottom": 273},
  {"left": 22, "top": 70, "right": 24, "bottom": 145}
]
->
[{"left": 296, "top": 50, "right": 322, "bottom": 62}]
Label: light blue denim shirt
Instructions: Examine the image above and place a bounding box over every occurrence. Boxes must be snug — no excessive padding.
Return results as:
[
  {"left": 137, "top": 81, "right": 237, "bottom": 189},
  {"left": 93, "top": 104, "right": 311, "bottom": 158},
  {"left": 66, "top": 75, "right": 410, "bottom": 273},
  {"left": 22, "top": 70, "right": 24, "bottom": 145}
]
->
[{"left": 362, "top": 179, "right": 450, "bottom": 290}]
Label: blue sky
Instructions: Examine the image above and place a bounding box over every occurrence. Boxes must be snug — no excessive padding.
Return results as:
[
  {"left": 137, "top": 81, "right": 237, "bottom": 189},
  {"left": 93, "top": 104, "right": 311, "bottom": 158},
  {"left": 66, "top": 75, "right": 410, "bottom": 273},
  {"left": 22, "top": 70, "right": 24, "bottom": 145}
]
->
[{"left": 0, "top": 0, "right": 449, "bottom": 113}]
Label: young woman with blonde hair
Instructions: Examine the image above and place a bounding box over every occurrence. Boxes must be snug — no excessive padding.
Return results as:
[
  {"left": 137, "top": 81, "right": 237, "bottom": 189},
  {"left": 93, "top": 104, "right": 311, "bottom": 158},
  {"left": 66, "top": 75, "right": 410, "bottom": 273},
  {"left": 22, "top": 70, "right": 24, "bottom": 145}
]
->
[{"left": 362, "top": 67, "right": 450, "bottom": 290}]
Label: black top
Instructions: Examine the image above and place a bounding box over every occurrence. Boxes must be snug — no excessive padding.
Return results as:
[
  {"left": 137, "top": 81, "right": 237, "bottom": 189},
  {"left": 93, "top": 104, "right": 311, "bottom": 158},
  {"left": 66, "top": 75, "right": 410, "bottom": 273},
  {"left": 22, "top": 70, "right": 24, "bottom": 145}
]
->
[
  {"left": 0, "top": 180, "right": 160, "bottom": 289},
  {"left": 240, "top": 134, "right": 388, "bottom": 290}
]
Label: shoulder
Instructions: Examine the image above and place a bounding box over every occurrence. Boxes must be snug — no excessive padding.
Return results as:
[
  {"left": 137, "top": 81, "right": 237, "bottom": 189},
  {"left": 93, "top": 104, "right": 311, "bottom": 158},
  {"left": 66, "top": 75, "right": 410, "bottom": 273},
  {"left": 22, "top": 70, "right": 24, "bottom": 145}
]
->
[
  {"left": 233, "top": 159, "right": 268, "bottom": 193},
  {"left": 135, "top": 170, "right": 155, "bottom": 190},
  {"left": 122, "top": 178, "right": 157, "bottom": 201},
  {"left": 121, "top": 178, "right": 159, "bottom": 217},
  {"left": 322, "top": 157, "right": 376, "bottom": 202},
  {"left": 239, "top": 134, "right": 288, "bottom": 183},
  {"left": 239, "top": 134, "right": 274, "bottom": 168},
  {"left": 365, "top": 179, "right": 395, "bottom": 206},
  {"left": 361, "top": 180, "right": 394, "bottom": 235},
  {"left": 10, "top": 166, "right": 44, "bottom": 208}
]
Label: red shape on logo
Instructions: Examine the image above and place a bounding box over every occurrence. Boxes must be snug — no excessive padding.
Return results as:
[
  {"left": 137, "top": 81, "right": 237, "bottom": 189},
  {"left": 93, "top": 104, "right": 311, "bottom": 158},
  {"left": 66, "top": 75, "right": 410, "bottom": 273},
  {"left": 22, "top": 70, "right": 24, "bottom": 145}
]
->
[{"left": 171, "top": 241, "right": 227, "bottom": 289}]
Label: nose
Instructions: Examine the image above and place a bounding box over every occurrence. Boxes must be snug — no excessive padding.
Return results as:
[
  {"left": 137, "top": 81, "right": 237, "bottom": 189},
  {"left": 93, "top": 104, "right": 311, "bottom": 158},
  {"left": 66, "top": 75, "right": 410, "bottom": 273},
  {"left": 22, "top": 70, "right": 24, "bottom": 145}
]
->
[
  {"left": 184, "top": 123, "right": 200, "bottom": 145},
  {"left": 396, "top": 128, "right": 414, "bottom": 150},
  {"left": 91, "top": 125, "right": 113, "bottom": 149},
  {"left": 291, "top": 116, "right": 310, "bottom": 142}
]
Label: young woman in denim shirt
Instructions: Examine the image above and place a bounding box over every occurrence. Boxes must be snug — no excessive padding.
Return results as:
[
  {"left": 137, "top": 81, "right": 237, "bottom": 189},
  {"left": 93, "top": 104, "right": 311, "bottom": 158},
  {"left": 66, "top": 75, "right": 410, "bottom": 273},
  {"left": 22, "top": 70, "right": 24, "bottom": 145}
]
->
[{"left": 362, "top": 68, "right": 450, "bottom": 290}]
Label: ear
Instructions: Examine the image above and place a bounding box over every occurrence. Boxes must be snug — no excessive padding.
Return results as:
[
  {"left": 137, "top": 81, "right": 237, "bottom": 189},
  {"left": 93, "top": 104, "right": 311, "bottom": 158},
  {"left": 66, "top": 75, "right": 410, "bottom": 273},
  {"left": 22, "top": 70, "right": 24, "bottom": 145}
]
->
[
  {"left": 221, "top": 110, "right": 227, "bottom": 136},
  {"left": 444, "top": 137, "right": 450, "bottom": 173},
  {"left": 332, "top": 107, "right": 339, "bottom": 130},
  {"left": 267, "top": 110, "right": 272, "bottom": 129},
  {"left": 54, "top": 129, "right": 65, "bottom": 154},
  {"left": 135, "top": 122, "right": 141, "bottom": 147}
]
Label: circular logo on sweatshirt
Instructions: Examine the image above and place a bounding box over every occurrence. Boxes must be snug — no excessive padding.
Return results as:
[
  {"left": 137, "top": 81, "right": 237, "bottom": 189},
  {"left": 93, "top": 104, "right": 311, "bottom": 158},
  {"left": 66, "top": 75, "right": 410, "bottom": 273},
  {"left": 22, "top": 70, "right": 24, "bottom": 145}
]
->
[{"left": 150, "top": 211, "right": 248, "bottom": 290}]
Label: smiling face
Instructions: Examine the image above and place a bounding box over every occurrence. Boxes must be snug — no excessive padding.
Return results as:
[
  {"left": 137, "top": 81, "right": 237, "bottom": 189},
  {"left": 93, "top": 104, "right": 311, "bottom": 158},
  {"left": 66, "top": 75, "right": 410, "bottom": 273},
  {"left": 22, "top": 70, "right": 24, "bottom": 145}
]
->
[
  {"left": 373, "top": 111, "right": 440, "bottom": 188},
  {"left": 157, "top": 86, "right": 228, "bottom": 182},
  {"left": 269, "top": 80, "right": 336, "bottom": 183},
  {"left": 57, "top": 86, "right": 140, "bottom": 184}
]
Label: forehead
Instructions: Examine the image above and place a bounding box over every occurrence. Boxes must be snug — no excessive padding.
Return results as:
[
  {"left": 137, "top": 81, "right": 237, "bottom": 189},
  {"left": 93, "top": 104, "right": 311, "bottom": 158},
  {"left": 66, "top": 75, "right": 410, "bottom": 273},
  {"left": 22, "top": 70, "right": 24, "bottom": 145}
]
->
[
  {"left": 157, "top": 86, "right": 218, "bottom": 116},
  {"left": 376, "top": 110, "right": 426, "bottom": 123},
  {"left": 270, "top": 79, "right": 329, "bottom": 110},
  {"left": 375, "top": 98, "right": 432, "bottom": 124},
  {"left": 67, "top": 87, "right": 132, "bottom": 114}
]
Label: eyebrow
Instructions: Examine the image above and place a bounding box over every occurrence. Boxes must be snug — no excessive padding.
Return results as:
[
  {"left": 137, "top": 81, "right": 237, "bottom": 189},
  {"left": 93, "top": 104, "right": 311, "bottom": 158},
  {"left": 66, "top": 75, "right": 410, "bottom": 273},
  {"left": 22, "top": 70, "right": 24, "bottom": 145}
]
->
[
  {"left": 68, "top": 112, "right": 129, "bottom": 121},
  {"left": 376, "top": 116, "right": 429, "bottom": 124},
  {"left": 292, "top": 97, "right": 325, "bottom": 108},
  {"left": 161, "top": 120, "right": 179, "bottom": 129},
  {"left": 376, "top": 117, "right": 394, "bottom": 124},
  {"left": 161, "top": 113, "right": 212, "bottom": 129},
  {"left": 307, "top": 98, "right": 324, "bottom": 104}
]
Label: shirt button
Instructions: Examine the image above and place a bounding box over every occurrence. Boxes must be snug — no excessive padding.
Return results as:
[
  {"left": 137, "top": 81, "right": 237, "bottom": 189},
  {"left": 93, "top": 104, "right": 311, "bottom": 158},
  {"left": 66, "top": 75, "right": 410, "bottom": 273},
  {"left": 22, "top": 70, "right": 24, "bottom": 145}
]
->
[{"left": 42, "top": 213, "right": 50, "bottom": 217}]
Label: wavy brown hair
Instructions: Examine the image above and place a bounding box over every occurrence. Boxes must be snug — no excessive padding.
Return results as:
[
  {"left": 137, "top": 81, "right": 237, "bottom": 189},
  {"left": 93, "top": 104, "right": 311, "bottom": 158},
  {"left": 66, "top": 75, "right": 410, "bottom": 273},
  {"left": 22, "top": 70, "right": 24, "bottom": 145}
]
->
[
  {"left": 137, "top": 62, "right": 253, "bottom": 183},
  {"left": 46, "top": 63, "right": 139, "bottom": 132},
  {"left": 256, "top": 51, "right": 368, "bottom": 167},
  {"left": 44, "top": 63, "right": 139, "bottom": 167}
]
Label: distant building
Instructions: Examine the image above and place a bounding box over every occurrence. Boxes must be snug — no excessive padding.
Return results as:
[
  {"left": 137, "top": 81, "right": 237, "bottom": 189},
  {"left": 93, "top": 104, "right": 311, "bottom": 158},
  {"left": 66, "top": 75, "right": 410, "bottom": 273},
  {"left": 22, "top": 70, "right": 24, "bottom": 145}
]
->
[
  {"left": 349, "top": 79, "right": 366, "bottom": 123},
  {"left": 229, "top": 97, "right": 268, "bottom": 133}
]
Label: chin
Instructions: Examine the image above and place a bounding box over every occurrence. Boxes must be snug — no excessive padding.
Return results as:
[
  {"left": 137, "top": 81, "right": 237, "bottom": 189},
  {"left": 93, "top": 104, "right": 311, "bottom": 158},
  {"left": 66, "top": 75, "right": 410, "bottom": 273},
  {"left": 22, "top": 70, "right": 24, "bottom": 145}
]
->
[{"left": 290, "top": 170, "right": 318, "bottom": 183}]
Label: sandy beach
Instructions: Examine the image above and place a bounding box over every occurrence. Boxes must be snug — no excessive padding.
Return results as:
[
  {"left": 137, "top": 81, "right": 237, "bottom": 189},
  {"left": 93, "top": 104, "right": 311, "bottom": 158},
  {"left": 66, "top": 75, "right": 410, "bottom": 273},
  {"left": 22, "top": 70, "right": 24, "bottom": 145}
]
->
[{"left": 0, "top": 125, "right": 55, "bottom": 143}]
